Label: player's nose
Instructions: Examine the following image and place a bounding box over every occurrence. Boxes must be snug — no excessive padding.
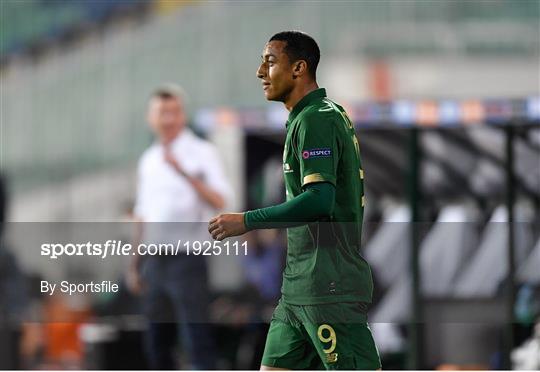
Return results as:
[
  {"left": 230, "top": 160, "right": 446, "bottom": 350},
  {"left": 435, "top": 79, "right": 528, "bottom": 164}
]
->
[{"left": 256, "top": 64, "right": 265, "bottom": 79}]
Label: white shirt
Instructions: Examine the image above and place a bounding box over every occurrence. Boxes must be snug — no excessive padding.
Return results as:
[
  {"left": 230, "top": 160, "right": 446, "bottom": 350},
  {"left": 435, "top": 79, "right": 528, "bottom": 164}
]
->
[{"left": 134, "top": 128, "right": 232, "bottom": 223}]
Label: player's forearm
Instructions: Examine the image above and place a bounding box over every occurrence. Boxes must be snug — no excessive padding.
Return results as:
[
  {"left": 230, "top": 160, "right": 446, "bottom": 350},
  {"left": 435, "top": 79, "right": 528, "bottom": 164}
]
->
[{"left": 244, "top": 182, "right": 335, "bottom": 230}]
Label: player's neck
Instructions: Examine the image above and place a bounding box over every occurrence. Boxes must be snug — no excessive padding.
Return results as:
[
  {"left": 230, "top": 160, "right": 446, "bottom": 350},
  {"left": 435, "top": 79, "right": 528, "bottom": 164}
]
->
[{"left": 284, "top": 81, "right": 319, "bottom": 112}]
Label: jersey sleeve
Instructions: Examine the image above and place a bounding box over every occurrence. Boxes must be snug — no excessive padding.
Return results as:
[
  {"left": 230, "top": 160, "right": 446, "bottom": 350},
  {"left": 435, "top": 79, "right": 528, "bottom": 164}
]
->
[{"left": 295, "top": 110, "right": 339, "bottom": 188}]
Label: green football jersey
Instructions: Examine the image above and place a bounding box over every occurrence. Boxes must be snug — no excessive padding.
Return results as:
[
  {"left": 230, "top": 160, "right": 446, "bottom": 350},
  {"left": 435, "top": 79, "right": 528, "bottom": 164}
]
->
[{"left": 281, "top": 88, "right": 373, "bottom": 305}]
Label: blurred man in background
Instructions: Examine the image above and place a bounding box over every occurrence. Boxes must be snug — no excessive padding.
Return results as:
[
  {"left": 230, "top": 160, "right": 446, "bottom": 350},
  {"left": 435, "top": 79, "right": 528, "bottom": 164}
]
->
[
  {"left": 209, "top": 31, "right": 381, "bottom": 370},
  {"left": 127, "top": 84, "right": 231, "bottom": 370}
]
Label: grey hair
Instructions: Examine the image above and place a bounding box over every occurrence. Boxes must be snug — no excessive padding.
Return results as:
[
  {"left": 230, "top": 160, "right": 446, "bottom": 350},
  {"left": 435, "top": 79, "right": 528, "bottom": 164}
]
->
[{"left": 150, "top": 83, "right": 189, "bottom": 105}]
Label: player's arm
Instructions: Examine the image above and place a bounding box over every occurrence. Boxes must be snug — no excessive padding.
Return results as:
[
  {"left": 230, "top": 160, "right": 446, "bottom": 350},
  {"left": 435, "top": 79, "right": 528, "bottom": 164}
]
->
[
  {"left": 244, "top": 181, "right": 335, "bottom": 229},
  {"left": 209, "top": 110, "right": 338, "bottom": 240},
  {"left": 208, "top": 181, "right": 335, "bottom": 241}
]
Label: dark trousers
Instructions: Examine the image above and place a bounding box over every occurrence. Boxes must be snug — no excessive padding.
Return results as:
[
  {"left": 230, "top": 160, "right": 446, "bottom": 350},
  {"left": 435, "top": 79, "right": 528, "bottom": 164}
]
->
[{"left": 142, "top": 255, "right": 216, "bottom": 370}]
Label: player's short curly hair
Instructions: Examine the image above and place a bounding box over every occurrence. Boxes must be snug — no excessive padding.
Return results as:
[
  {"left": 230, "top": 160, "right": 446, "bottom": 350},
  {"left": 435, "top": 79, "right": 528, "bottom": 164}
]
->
[{"left": 269, "top": 30, "right": 320, "bottom": 80}]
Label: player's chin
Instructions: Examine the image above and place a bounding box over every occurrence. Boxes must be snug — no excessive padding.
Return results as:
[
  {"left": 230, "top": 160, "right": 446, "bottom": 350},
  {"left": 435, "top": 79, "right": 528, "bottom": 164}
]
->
[{"left": 264, "top": 90, "right": 278, "bottom": 101}]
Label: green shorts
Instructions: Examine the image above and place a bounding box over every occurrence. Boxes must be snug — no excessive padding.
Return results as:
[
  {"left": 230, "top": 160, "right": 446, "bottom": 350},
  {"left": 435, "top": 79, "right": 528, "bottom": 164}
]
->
[{"left": 261, "top": 299, "right": 381, "bottom": 370}]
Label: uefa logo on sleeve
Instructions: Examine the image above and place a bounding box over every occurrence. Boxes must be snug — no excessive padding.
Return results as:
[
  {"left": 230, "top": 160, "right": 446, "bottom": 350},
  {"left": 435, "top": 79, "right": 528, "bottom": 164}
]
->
[{"left": 302, "top": 148, "right": 332, "bottom": 159}]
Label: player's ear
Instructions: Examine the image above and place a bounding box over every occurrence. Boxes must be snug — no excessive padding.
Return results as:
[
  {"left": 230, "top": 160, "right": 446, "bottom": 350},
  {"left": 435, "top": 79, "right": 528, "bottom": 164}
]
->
[{"left": 292, "top": 60, "right": 307, "bottom": 78}]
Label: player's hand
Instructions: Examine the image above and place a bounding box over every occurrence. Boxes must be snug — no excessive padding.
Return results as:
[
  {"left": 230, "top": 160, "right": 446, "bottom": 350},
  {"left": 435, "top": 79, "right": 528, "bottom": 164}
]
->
[{"left": 208, "top": 213, "right": 247, "bottom": 241}]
